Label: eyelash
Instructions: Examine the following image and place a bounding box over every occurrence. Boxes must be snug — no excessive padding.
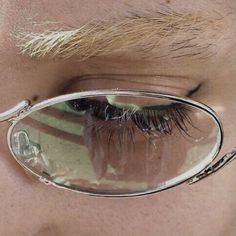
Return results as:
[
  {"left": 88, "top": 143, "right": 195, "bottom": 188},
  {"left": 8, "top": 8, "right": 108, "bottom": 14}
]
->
[
  {"left": 67, "top": 98, "right": 194, "bottom": 138},
  {"left": 65, "top": 98, "right": 196, "bottom": 180}
]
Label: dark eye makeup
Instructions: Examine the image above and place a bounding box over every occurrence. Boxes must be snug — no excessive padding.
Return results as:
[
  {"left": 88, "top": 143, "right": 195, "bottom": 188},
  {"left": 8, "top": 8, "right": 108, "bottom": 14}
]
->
[{"left": 66, "top": 97, "right": 194, "bottom": 137}]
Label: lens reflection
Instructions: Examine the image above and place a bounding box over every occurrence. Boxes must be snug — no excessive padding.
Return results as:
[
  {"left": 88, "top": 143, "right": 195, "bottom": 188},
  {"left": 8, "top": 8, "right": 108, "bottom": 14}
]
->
[{"left": 10, "top": 94, "right": 220, "bottom": 195}]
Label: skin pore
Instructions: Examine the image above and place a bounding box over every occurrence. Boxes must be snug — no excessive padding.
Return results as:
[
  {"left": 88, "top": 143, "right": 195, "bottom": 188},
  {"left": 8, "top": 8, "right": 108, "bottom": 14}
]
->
[{"left": 0, "top": 0, "right": 236, "bottom": 235}]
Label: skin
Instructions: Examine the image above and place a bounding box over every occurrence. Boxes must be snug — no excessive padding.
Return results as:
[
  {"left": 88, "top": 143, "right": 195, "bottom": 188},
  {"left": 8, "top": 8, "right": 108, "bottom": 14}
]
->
[{"left": 0, "top": 0, "right": 236, "bottom": 235}]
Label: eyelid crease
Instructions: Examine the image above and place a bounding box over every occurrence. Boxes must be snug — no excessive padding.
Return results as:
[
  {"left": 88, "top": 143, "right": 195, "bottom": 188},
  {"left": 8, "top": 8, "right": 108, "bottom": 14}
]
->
[
  {"left": 186, "top": 82, "right": 203, "bottom": 97},
  {"left": 62, "top": 74, "right": 202, "bottom": 98},
  {"left": 77, "top": 74, "right": 194, "bottom": 88}
]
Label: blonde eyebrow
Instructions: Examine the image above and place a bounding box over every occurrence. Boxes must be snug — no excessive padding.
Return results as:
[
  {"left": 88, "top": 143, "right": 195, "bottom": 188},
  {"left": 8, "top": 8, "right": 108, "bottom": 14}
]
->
[{"left": 16, "top": 11, "right": 223, "bottom": 61}]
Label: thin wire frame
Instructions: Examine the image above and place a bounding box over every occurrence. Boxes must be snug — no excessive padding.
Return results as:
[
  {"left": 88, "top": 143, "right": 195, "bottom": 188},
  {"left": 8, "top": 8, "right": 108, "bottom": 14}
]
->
[{"left": 1, "top": 89, "right": 234, "bottom": 198}]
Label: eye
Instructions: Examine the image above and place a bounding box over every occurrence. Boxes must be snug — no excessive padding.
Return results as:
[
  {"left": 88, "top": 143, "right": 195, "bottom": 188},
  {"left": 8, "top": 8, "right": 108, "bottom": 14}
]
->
[
  {"left": 64, "top": 96, "right": 197, "bottom": 182},
  {"left": 66, "top": 97, "right": 193, "bottom": 137}
]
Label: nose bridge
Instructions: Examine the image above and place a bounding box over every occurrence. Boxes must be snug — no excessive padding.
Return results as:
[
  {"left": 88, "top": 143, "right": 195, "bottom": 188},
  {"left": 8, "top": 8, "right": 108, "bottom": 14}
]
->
[{"left": 0, "top": 100, "right": 31, "bottom": 122}]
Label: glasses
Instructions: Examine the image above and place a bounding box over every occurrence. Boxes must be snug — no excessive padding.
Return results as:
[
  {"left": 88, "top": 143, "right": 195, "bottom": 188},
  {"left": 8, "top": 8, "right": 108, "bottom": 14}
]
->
[{"left": 0, "top": 90, "right": 235, "bottom": 197}]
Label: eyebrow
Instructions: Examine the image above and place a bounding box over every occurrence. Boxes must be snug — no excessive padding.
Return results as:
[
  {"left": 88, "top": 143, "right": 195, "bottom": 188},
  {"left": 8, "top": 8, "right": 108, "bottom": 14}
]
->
[{"left": 16, "top": 9, "right": 223, "bottom": 61}]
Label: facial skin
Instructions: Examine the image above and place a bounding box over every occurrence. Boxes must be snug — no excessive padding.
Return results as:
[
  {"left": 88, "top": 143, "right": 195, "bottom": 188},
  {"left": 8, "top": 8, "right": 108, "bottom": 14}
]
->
[{"left": 0, "top": 0, "right": 236, "bottom": 235}]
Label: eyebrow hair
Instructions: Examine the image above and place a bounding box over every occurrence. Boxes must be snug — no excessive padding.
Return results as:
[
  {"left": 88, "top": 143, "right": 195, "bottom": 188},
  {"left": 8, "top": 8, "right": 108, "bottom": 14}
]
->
[{"left": 16, "top": 10, "right": 223, "bottom": 61}]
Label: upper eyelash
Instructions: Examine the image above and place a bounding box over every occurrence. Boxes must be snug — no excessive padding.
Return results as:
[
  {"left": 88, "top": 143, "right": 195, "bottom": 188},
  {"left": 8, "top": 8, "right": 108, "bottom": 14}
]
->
[{"left": 67, "top": 98, "right": 194, "bottom": 137}]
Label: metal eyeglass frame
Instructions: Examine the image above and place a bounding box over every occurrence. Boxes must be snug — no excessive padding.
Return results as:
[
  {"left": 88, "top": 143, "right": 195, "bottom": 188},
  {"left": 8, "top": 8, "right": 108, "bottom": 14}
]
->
[{"left": 0, "top": 89, "right": 236, "bottom": 198}]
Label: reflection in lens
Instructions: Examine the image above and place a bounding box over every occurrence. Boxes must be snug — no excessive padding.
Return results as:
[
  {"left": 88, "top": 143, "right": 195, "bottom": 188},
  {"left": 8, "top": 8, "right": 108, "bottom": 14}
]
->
[{"left": 9, "top": 94, "right": 221, "bottom": 195}]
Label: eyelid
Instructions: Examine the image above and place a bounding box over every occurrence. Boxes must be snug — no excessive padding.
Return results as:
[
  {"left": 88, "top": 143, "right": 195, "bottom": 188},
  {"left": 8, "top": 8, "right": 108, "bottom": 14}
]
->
[
  {"left": 68, "top": 96, "right": 193, "bottom": 138},
  {"left": 106, "top": 95, "right": 173, "bottom": 109},
  {"left": 186, "top": 82, "right": 203, "bottom": 97},
  {"left": 106, "top": 95, "right": 141, "bottom": 110},
  {"left": 62, "top": 74, "right": 202, "bottom": 97}
]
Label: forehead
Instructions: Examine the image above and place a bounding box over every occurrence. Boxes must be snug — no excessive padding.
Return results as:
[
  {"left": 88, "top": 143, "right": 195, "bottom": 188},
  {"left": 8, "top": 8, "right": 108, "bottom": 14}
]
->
[
  {"left": 0, "top": 0, "right": 235, "bottom": 82},
  {"left": 1, "top": 0, "right": 235, "bottom": 28},
  {"left": 0, "top": 0, "right": 234, "bottom": 63}
]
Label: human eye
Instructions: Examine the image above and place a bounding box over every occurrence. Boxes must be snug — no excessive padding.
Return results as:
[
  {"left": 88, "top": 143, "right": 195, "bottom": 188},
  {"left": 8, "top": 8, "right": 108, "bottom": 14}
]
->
[
  {"left": 66, "top": 97, "right": 193, "bottom": 138},
  {"left": 62, "top": 94, "right": 202, "bottom": 185}
]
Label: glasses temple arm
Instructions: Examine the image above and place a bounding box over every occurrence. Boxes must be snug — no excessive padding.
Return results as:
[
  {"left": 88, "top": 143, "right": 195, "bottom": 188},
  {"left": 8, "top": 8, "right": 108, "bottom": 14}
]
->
[
  {"left": 0, "top": 100, "right": 30, "bottom": 122},
  {"left": 187, "top": 147, "right": 236, "bottom": 184}
]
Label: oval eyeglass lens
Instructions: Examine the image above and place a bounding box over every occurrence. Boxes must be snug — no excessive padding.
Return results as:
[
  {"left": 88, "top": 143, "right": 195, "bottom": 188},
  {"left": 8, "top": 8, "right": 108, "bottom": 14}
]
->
[{"left": 9, "top": 94, "right": 221, "bottom": 195}]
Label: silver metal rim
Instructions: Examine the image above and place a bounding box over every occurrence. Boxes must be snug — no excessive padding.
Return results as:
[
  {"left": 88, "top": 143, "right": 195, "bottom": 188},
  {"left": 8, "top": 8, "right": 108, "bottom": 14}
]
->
[{"left": 7, "top": 89, "right": 224, "bottom": 197}]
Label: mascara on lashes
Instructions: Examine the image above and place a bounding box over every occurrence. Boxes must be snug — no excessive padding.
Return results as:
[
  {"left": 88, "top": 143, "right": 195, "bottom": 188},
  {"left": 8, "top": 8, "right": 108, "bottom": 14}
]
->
[{"left": 66, "top": 97, "right": 194, "bottom": 137}]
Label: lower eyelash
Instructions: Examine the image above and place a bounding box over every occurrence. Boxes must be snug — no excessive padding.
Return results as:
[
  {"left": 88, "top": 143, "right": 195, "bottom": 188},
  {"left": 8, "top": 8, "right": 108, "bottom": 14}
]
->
[{"left": 84, "top": 104, "right": 195, "bottom": 150}]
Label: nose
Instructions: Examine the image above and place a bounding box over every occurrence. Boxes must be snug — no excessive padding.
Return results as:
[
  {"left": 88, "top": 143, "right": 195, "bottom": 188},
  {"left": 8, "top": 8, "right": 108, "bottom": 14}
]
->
[{"left": 35, "top": 225, "right": 58, "bottom": 236}]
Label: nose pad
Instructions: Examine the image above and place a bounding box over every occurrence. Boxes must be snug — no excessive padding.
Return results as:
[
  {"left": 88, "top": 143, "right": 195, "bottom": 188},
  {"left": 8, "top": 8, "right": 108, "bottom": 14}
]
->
[{"left": 12, "top": 130, "right": 41, "bottom": 158}]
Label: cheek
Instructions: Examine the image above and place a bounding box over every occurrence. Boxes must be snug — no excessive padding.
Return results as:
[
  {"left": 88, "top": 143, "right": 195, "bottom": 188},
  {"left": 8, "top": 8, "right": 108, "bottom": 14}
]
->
[
  {"left": 0, "top": 123, "right": 235, "bottom": 236},
  {"left": 0, "top": 113, "right": 235, "bottom": 234}
]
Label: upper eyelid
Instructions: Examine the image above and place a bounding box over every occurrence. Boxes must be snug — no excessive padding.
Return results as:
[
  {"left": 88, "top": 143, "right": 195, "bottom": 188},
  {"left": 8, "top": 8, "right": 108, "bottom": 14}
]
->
[
  {"left": 61, "top": 74, "right": 203, "bottom": 99},
  {"left": 186, "top": 82, "right": 203, "bottom": 97}
]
